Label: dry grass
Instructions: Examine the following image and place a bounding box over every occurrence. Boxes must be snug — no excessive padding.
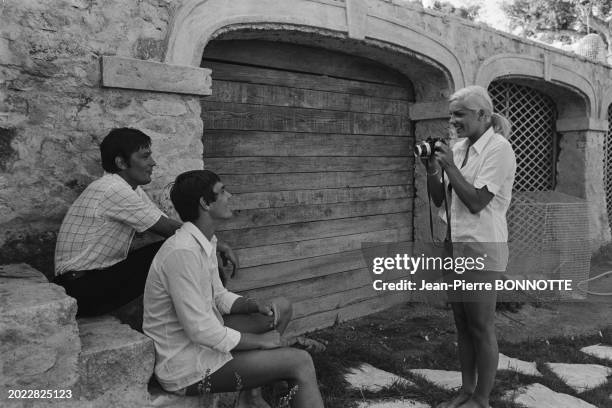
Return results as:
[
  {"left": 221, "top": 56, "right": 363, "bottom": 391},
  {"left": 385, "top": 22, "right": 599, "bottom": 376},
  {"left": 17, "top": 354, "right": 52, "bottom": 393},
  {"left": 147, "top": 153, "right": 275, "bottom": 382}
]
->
[{"left": 300, "top": 303, "right": 612, "bottom": 408}]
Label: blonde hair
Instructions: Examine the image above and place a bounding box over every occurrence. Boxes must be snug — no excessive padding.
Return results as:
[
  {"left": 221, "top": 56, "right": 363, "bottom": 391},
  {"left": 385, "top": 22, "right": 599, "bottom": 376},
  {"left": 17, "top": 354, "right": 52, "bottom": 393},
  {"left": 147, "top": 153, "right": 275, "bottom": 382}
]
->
[{"left": 449, "top": 85, "right": 512, "bottom": 139}]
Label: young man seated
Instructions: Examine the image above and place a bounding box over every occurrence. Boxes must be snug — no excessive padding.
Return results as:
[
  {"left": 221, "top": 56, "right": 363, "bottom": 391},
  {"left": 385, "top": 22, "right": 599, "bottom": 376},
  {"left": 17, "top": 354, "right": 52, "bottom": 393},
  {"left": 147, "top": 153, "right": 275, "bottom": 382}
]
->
[
  {"left": 143, "top": 170, "right": 324, "bottom": 408},
  {"left": 53, "top": 128, "right": 237, "bottom": 316}
]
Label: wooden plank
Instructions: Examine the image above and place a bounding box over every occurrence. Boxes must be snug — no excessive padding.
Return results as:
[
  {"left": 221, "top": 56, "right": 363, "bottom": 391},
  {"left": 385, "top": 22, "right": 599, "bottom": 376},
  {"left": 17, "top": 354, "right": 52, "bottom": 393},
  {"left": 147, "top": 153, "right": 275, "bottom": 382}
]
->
[
  {"left": 208, "top": 80, "right": 410, "bottom": 116},
  {"left": 101, "top": 56, "right": 212, "bottom": 95},
  {"left": 205, "top": 156, "right": 411, "bottom": 174},
  {"left": 220, "top": 171, "right": 412, "bottom": 193},
  {"left": 201, "top": 101, "right": 410, "bottom": 135},
  {"left": 230, "top": 248, "right": 371, "bottom": 291},
  {"left": 229, "top": 185, "right": 413, "bottom": 210},
  {"left": 290, "top": 275, "right": 411, "bottom": 321},
  {"left": 203, "top": 40, "right": 413, "bottom": 90},
  {"left": 285, "top": 290, "right": 408, "bottom": 335},
  {"left": 289, "top": 274, "right": 414, "bottom": 320},
  {"left": 218, "top": 212, "right": 412, "bottom": 249},
  {"left": 224, "top": 199, "right": 411, "bottom": 230},
  {"left": 203, "top": 131, "right": 412, "bottom": 157},
  {"left": 227, "top": 250, "right": 408, "bottom": 294},
  {"left": 233, "top": 228, "right": 412, "bottom": 269},
  {"left": 237, "top": 268, "right": 371, "bottom": 302},
  {"left": 205, "top": 61, "right": 410, "bottom": 100},
  {"left": 292, "top": 285, "right": 375, "bottom": 319}
]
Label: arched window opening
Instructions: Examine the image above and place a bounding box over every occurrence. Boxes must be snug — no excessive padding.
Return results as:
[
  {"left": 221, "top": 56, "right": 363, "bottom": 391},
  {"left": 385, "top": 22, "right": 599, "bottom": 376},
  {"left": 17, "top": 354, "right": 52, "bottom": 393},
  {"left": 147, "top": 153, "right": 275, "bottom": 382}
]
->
[{"left": 488, "top": 81, "right": 557, "bottom": 192}]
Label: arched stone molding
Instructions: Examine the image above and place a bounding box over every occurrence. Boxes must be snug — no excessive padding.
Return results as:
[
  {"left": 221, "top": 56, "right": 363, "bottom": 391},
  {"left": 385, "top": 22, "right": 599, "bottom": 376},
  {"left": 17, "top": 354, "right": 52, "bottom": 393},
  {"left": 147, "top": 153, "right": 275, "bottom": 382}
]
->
[
  {"left": 164, "top": 0, "right": 466, "bottom": 91},
  {"left": 601, "top": 85, "right": 612, "bottom": 121},
  {"left": 475, "top": 53, "right": 595, "bottom": 120}
]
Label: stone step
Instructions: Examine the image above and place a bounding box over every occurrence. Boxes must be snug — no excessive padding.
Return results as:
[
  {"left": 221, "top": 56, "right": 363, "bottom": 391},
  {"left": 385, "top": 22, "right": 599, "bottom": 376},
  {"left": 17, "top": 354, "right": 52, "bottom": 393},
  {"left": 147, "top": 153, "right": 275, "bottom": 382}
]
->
[
  {"left": 0, "top": 264, "right": 80, "bottom": 405},
  {"left": 76, "top": 316, "right": 155, "bottom": 407}
]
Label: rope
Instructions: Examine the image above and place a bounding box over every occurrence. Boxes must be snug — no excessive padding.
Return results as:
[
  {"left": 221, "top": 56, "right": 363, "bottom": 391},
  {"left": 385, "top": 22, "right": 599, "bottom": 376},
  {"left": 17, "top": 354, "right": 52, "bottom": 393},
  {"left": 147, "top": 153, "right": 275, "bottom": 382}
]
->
[{"left": 577, "top": 270, "right": 612, "bottom": 296}]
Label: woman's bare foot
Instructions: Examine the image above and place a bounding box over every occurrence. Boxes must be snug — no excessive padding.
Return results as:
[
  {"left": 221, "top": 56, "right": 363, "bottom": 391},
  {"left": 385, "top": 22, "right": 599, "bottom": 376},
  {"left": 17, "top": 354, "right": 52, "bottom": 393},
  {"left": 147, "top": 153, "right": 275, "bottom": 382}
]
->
[
  {"left": 457, "top": 397, "right": 489, "bottom": 408},
  {"left": 436, "top": 389, "right": 472, "bottom": 408}
]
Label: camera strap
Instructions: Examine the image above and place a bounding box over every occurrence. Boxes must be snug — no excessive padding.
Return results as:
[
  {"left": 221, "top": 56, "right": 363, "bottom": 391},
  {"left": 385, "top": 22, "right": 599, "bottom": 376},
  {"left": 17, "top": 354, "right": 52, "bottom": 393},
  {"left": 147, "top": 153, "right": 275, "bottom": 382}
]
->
[{"left": 427, "top": 170, "right": 452, "bottom": 243}]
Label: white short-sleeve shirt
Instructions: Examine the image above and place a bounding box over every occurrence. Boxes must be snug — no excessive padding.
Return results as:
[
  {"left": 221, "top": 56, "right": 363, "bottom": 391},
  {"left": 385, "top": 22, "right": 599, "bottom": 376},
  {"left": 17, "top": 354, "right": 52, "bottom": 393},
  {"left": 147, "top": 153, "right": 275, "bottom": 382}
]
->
[{"left": 443, "top": 127, "right": 516, "bottom": 270}]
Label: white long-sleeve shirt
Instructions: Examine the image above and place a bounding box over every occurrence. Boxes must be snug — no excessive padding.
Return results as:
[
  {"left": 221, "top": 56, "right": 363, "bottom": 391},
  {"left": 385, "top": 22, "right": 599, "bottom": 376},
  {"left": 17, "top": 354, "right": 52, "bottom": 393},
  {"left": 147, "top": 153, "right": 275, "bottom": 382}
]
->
[{"left": 143, "top": 222, "right": 241, "bottom": 391}]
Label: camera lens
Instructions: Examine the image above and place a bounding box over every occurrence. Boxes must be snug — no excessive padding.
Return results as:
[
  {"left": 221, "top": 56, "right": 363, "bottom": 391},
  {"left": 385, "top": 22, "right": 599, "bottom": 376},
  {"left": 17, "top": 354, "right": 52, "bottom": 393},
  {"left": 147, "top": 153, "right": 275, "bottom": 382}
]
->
[{"left": 415, "top": 141, "right": 432, "bottom": 158}]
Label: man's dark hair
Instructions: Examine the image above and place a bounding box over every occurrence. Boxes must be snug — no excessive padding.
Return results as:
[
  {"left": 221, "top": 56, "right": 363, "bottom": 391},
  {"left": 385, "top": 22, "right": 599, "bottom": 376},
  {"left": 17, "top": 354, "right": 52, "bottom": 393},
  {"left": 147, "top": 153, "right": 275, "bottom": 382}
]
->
[
  {"left": 170, "top": 170, "right": 221, "bottom": 222},
  {"left": 100, "top": 128, "right": 152, "bottom": 173}
]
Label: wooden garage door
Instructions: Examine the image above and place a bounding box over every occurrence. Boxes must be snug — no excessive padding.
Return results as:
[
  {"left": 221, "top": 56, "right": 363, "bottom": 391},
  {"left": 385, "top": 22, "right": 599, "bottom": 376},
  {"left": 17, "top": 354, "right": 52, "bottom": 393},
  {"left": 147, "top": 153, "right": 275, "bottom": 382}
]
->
[{"left": 201, "top": 40, "right": 414, "bottom": 335}]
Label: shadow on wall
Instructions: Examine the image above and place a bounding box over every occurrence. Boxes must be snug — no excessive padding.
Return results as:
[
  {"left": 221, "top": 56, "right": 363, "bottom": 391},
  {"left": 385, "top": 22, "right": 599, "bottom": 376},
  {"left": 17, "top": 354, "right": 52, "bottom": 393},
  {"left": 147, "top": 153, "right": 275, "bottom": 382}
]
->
[{"left": 0, "top": 232, "right": 57, "bottom": 281}]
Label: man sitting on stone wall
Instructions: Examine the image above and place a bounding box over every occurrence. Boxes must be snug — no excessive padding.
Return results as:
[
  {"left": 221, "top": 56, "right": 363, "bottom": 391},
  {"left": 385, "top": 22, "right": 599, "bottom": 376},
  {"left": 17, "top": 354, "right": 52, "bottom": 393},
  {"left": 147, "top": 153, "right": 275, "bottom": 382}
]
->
[
  {"left": 53, "top": 128, "right": 237, "bottom": 317},
  {"left": 143, "top": 170, "right": 324, "bottom": 408}
]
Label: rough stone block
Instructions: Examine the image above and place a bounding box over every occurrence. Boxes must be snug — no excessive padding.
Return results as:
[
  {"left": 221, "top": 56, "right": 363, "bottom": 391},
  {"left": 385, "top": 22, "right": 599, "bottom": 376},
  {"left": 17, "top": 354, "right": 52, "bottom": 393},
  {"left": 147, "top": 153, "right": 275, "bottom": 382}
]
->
[
  {"left": 0, "top": 264, "right": 79, "bottom": 402},
  {"left": 76, "top": 316, "right": 154, "bottom": 402}
]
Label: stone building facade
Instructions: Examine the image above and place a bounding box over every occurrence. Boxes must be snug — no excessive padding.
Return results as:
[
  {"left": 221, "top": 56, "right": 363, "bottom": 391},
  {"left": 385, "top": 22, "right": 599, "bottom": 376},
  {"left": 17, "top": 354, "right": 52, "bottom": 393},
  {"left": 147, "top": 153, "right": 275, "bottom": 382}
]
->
[{"left": 2, "top": 0, "right": 612, "bottom": 326}]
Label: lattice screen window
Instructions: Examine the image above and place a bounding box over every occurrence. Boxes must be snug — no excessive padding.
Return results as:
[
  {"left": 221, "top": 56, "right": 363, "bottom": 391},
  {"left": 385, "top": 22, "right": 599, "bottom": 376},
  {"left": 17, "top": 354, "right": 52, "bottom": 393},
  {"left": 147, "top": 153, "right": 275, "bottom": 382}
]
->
[
  {"left": 488, "top": 81, "right": 557, "bottom": 191},
  {"left": 605, "top": 104, "right": 612, "bottom": 228}
]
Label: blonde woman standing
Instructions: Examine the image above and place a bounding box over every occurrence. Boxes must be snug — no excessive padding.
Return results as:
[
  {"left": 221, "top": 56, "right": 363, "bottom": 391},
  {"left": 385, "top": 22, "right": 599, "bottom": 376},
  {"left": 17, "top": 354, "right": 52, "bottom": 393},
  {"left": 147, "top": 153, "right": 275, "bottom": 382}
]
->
[{"left": 423, "top": 85, "right": 516, "bottom": 408}]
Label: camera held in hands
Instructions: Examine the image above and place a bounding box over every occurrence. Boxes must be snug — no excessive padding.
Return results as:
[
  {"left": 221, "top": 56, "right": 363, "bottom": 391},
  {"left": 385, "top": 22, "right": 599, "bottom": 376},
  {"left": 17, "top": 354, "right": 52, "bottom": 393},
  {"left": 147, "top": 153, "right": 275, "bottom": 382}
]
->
[{"left": 415, "top": 137, "right": 446, "bottom": 158}]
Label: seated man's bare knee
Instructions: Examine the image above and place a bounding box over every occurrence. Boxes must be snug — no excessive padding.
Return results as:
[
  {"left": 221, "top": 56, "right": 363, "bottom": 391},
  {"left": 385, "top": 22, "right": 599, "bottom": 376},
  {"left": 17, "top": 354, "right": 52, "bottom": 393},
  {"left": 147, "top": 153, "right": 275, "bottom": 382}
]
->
[{"left": 286, "top": 349, "right": 316, "bottom": 379}]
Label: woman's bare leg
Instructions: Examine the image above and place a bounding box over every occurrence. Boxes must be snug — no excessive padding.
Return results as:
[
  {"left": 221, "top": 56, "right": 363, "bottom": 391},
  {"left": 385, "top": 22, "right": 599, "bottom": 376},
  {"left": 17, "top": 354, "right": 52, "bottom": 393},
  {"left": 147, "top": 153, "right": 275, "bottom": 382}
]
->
[
  {"left": 459, "top": 291, "right": 497, "bottom": 407},
  {"left": 437, "top": 302, "right": 476, "bottom": 408},
  {"left": 457, "top": 271, "right": 498, "bottom": 408}
]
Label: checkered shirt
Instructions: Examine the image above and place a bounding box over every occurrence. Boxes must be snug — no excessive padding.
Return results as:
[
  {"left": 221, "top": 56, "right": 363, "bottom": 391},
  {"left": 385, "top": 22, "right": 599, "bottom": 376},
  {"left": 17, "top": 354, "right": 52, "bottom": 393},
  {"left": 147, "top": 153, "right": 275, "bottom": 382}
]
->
[{"left": 55, "top": 173, "right": 164, "bottom": 275}]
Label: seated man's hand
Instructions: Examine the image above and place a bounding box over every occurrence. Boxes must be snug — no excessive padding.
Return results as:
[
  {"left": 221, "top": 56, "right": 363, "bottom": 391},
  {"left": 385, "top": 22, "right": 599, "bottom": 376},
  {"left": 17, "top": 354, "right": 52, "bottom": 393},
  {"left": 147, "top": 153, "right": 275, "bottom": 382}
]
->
[
  {"left": 255, "top": 301, "right": 280, "bottom": 329},
  {"left": 217, "top": 239, "right": 239, "bottom": 278},
  {"left": 258, "top": 330, "right": 285, "bottom": 349}
]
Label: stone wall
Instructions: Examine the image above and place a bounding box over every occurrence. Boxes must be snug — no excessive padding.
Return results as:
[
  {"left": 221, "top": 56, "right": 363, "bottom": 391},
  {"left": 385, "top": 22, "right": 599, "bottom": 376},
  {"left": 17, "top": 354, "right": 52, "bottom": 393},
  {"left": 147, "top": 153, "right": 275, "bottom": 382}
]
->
[
  {"left": 2, "top": 0, "right": 612, "bottom": 276},
  {"left": 0, "top": 0, "right": 203, "bottom": 277}
]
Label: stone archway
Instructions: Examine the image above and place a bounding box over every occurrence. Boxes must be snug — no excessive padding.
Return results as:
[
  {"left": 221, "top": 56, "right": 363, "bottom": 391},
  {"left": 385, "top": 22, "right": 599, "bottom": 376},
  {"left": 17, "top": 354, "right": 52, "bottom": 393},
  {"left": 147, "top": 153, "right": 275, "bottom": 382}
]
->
[
  {"left": 164, "top": 0, "right": 465, "bottom": 94},
  {"left": 476, "top": 54, "right": 610, "bottom": 247},
  {"left": 475, "top": 53, "right": 594, "bottom": 120}
]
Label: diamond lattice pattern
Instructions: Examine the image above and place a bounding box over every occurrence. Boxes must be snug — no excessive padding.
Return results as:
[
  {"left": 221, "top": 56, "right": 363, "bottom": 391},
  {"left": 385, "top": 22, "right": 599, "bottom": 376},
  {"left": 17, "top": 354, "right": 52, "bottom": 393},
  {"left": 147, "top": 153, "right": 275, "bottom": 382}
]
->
[
  {"left": 488, "top": 81, "right": 556, "bottom": 192},
  {"left": 605, "top": 104, "right": 612, "bottom": 229}
]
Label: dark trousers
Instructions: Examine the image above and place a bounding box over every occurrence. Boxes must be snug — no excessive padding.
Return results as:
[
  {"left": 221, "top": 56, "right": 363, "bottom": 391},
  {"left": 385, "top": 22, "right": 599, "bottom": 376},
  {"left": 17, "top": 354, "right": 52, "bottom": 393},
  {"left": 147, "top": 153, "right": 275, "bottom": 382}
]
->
[{"left": 54, "top": 241, "right": 164, "bottom": 317}]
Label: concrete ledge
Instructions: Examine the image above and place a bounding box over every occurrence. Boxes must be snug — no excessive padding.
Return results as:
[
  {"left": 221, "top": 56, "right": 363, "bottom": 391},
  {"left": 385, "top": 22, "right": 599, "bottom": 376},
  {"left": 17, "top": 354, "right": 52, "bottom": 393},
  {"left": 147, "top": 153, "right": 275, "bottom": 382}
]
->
[
  {"left": 556, "top": 117, "right": 608, "bottom": 132},
  {"left": 101, "top": 56, "right": 212, "bottom": 96},
  {"left": 76, "top": 316, "right": 154, "bottom": 401}
]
